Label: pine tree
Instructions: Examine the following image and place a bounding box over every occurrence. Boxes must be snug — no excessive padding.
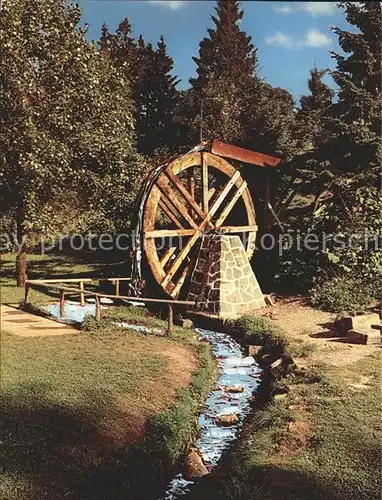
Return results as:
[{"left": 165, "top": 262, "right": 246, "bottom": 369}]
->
[
  {"left": 190, "top": 0, "right": 258, "bottom": 90},
  {"left": 327, "top": 1, "right": 381, "bottom": 181},
  {"left": 136, "top": 36, "right": 180, "bottom": 155},
  {"left": 186, "top": 0, "right": 260, "bottom": 144},
  {"left": 100, "top": 21, "right": 179, "bottom": 155},
  {"left": 99, "top": 19, "right": 142, "bottom": 85},
  {"left": 297, "top": 66, "right": 334, "bottom": 150}
]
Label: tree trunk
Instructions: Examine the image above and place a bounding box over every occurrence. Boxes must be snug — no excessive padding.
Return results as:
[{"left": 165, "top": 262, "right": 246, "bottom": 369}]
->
[
  {"left": 16, "top": 249, "right": 28, "bottom": 287},
  {"left": 16, "top": 211, "right": 28, "bottom": 287}
]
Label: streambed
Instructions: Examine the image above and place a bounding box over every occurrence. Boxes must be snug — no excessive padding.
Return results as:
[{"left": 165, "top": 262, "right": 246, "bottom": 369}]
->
[
  {"left": 162, "top": 328, "right": 262, "bottom": 499},
  {"left": 44, "top": 301, "right": 262, "bottom": 499}
]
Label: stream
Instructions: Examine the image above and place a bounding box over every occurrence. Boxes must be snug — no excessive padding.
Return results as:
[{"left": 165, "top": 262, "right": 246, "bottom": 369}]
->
[
  {"left": 162, "top": 328, "right": 262, "bottom": 499},
  {"left": 44, "top": 301, "right": 262, "bottom": 499}
]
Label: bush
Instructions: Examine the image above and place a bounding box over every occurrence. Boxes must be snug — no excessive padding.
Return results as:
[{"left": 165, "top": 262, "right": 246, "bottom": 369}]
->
[{"left": 310, "top": 275, "right": 375, "bottom": 314}]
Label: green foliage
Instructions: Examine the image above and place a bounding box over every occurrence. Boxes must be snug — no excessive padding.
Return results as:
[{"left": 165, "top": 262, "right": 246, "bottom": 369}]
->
[
  {"left": 100, "top": 21, "right": 180, "bottom": 156},
  {"left": 279, "top": 3, "right": 381, "bottom": 293},
  {"left": 277, "top": 185, "right": 382, "bottom": 295},
  {"left": 296, "top": 66, "right": 334, "bottom": 151},
  {"left": 0, "top": 0, "right": 146, "bottom": 282},
  {"left": 310, "top": 274, "right": 375, "bottom": 314},
  {"left": 182, "top": 0, "right": 296, "bottom": 156},
  {"left": 327, "top": 1, "right": 381, "bottom": 181},
  {"left": 229, "top": 315, "right": 288, "bottom": 353},
  {"left": 190, "top": 0, "right": 258, "bottom": 91}
]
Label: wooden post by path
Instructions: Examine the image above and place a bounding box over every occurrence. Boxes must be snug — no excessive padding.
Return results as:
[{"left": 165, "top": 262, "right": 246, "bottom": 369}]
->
[
  {"left": 24, "top": 283, "right": 30, "bottom": 304},
  {"left": 79, "top": 281, "right": 85, "bottom": 306},
  {"left": 59, "top": 290, "right": 65, "bottom": 318},
  {"left": 167, "top": 304, "right": 174, "bottom": 335},
  {"left": 95, "top": 296, "right": 101, "bottom": 322}
]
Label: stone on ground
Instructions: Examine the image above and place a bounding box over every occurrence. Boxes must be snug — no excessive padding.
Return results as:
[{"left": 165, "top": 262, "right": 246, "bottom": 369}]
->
[
  {"left": 335, "top": 313, "right": 380, "bottom": 335},
  {"left": 223, "top": 385, "right": 244, "bottom": 393},
  {"left": 245, "top": 345, "right": 262, "bottom": 356},
  {"left": 346, "top": 329, "right": 381, "bottom": 345},
  {"left": 184, "top": 450, "right": 208, "bottom": 479},
  {"left": 216, "top": 414, "right": 239, "bottom": 426}
]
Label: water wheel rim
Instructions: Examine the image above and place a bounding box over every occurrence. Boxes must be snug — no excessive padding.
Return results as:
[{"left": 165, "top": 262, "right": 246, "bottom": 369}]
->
[{"left": 143, "top": 152, "right": 257, "bottom": 297}]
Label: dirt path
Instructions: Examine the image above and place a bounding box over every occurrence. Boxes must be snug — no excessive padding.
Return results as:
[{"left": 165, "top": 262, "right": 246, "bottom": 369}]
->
[
  {"left": 260, "top": 295, "right": 380, "bottom": 367},
  {"left": 1, "top": 304, "right": 78, "bottom": 337}
]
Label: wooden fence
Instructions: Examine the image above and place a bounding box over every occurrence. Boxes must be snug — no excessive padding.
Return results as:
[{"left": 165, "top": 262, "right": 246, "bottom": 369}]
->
[{"left": 24, "top": 278, "right": 196, "bottom": 333}]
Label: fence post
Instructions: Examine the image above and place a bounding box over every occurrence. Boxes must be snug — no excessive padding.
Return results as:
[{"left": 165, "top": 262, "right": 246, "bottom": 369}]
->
[
  {"left": 115, "top": 279, "right": 120, "bottom": 297},
  {"left": 95, "top": 295, "right": 101, "bottom": 322},
  {"left": 59, "top": 290, "right": 65, "bottom": 318},
  {"left": 79, "top": 281, "right": 85, "bottom": 306},
  {"left": 167, "top": 304, "right": 174, "bottom": 335},
  {"left": 24, "top": 282, "right": 30, "bottom": 304}
]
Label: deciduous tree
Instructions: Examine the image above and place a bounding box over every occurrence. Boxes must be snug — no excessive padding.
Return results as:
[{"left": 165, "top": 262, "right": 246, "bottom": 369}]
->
[{"left": 0, "top": 0, "right": 143, "bottom": 285}]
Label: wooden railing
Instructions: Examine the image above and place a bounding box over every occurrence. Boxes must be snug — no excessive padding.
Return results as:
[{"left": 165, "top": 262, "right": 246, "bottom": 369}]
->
[{"left": 24, "top": 278, "right": 197, "bottom": 333}]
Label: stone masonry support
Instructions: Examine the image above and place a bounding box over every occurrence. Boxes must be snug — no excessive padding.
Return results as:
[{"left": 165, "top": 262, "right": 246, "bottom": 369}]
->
[{"left": 187, "top": 233, "right": 265, "bottom": 318}]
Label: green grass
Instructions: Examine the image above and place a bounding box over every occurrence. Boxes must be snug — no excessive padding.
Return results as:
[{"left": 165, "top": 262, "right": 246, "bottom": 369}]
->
[
  {"left": 228, "top": 314, "right": 289, "bottom": 355},
  {"left": 0, "top": 307, "right": 216, "bottom": 500}
]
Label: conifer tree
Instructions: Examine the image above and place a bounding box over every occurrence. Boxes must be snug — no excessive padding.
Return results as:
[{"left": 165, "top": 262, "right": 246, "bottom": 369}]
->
[
  {"left": 136, "top": 36, "right": 180, "bottom": 155},
  {"left": 100, "top": 21, "right": 179, "bottom": 155},
  {"left": 297, "top": 66, "right": 334, "bottom": 150},
  {"left": 186, "top": 0, "right": 260, "bottom": 144},
  {"left": 327, "top": 1, "right": 381, "bottom": 181},
  {"left": 190, "top": 0, "right": 258, "bottom": 90}
]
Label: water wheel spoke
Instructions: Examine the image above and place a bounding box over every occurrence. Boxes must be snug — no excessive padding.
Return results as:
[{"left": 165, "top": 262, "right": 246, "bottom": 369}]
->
[
  {"left": 170, "top": 258, "right": 192, "bottom": 298},
  {"left": 162, "top": 170, "right": 242, "bottom": 288},
  {"left": 145, "top": 229, "right": 196, "bottom": 238},
  {"left": 215, "top": 180, "right": 248, "bottom": 227},
  {"left": 159, "top": 198, "right": 183, "bottom": 228},
  {"left": 219, "top": 225, "right": 258, "bottom": 233},
  {"left": 206, "top": 170, "right": 241, "bottom": 222},
  {"left": 162, "top": 232, "right": 201, "bottom": 288},
  {"left": 156, "top": 175, "right": 199, "bottom": 230},
  {"left": 160, "top": 247, "right": 177, "bottom": 267},
  {"left": 201, "top": 152, "right": 209, "bottom": 214},
  {"left": 187, "top": 167, "right": 195, "bottom": 198},
  {"left": 164, "top": 168, "right": 208, "bottom": 223}
]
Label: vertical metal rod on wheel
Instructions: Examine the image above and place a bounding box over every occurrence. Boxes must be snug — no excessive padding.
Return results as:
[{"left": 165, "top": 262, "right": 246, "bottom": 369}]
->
[
  {"left": 167, "top": 304, "right": 174, "bottom": 335},
  {"left": 59, "top": 290, "right": 65, "bottom": 318},
  {"left": 95, "top": 296, "right": 101, "bottom": 322}
]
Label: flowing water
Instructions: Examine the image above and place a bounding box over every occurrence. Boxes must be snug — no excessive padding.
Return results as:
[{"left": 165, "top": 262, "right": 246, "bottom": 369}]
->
[
  {"left": 44, "top": 302, "right": 262, "bottom": 499},
  {"left": 162, "top": 328, "right": 262, "bottom": 499}
]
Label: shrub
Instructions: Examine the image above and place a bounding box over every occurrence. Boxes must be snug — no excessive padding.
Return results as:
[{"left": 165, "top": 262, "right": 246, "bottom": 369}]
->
[{"left": 310, "top": 275, "right": 375, "bottom": 314}]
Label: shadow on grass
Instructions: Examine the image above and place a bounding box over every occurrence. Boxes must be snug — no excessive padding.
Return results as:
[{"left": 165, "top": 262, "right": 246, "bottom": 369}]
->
[
  {"left": 185, "top": 451, "right": 381, "bottom": 500},
  {"left": 184, "top": 465, "right": 346, "bottom": 500},
  {"left": 0, "top": 383, "right": 179, "bottom": 500}
]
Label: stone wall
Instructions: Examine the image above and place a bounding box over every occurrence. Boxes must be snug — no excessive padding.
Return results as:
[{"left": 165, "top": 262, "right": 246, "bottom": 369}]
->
[{"left": 187, "top": 233, "right": 265, "bottom": 318}]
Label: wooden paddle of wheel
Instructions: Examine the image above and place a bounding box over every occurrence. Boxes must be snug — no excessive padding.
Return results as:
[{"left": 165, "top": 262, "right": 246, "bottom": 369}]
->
[{"left": 143, "top": 151, "right": 258, "bottom": 298}]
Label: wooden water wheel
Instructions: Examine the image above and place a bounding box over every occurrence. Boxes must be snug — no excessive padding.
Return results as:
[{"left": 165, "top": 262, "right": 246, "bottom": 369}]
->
[{"left": 141, "top": 147, "right": 262, "bottom": 299}]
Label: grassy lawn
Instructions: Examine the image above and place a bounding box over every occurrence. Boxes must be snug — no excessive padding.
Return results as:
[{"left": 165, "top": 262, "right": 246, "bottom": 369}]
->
[
  {"left": 187, "top": 331, "right": 381, "bottom": 500},
  {"left": 0, "top": 251, "right": 129, "bottom": 304},
  {"left": 0, "top": 307, "right": 216, "bottom": 500}
]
